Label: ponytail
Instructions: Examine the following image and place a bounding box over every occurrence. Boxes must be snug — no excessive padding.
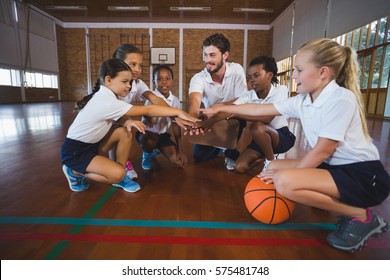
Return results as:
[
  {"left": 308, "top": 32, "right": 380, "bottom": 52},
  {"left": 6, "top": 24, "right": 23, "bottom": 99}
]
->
[
  {"left": 299, "top": 38, "right": 371, "bottom": 140},
  {"left": 339, "top": 46, "right": 371, "bottom": 140},
  {"left": 75, "top": 59, "right": 131, "bottom": 111},
  {"left": 75, "top": 79, "right": 101, "bottom": 111}
]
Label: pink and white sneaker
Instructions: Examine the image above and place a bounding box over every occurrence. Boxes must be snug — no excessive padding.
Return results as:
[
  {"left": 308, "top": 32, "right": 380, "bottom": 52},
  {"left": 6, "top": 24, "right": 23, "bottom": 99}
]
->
[{"left": 126, "top": 160, "right": 138, "bottom": 180}]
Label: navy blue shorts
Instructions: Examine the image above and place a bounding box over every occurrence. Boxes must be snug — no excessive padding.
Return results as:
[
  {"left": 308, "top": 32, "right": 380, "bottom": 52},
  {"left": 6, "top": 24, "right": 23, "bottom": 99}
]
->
[
  {"left": 60, "top": 138, "right": 99, "bottom": 174},
  {"left": 318, "top": 161, "right": 390, "bottom": 208},
  {"left": 247, "top": 126, "right": 296, "bottom": 155},
  {"left": 136, "top": 131, "right": 175, "bottom": 150}
]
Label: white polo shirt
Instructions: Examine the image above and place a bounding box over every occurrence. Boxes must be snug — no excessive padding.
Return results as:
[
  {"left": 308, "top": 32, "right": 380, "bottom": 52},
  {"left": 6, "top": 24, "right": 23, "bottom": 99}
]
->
[
  {"left": 274, "top": 80, "right": 379, "bottom": 165},
  {"left": 188, "top": 62, "right": 247, "bottom": 108},
  {"left": 67, "top": 85, "right": 132, "bottom": 143},
  {"left": 143, "top": 90, "right": 181, "bottom": 134},
  {"left": 121, "top": 79, "right": 149, "bottom": 104},
  {"left": 234, "top": 85, "right": 289, "bottom": 129}
]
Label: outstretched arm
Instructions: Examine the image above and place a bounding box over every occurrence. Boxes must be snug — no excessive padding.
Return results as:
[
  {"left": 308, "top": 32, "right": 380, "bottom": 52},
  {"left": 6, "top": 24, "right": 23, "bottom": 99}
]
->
[
  {"left": 125, "top": 104, "right": 199, "bottom": 124},
  {"left": 142, "top": 91, "right": 193, "bottom": 130},
  {"left": 200, "top": 103, "right": 280, "bottom": 118},
  {"left": 143, "top": 90, "right": 167, "bottom": 106}
]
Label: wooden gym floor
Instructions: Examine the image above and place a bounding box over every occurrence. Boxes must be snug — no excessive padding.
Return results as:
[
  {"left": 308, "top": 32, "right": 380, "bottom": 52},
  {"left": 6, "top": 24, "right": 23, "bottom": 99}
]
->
[{"left": 0, "top": 101, "right": 389, "bottom": 260}]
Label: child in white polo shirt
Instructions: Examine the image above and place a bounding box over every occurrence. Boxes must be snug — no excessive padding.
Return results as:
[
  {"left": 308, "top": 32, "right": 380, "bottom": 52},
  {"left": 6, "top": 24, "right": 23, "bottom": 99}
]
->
[
  {"left": 61, "top": 59, "right": 196, "bottom": 193},
  {"left": 233, "top": 56, "right": 295, "bottom": 173},
  {"left": 200, "top": 38, "right": 390, "bottom": 253},
  {"left": 136, "top": 65, "right": 186, "bottom": 170}
]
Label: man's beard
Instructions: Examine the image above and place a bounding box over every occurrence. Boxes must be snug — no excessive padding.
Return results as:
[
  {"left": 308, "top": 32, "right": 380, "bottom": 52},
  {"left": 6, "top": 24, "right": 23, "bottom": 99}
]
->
[{"left": 206, "top": 59, "right": 224, "bottom": 74}]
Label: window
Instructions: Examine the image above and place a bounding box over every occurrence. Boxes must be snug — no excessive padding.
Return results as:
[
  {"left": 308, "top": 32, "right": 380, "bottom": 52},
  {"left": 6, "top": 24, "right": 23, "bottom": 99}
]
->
[
  {"left": 381, "top": 45, "right": 390, "bottom": 88},
  {"left": 0, "top": 68, "right": 21, "bottom": 86},
  {"left": 0, "top": 67, "right": 58, "bottom": 89},
  {"left": 372, "top": 47, "right": 383, "bottom": 89},
  {"left": 360, "top": 25, "right": 368, "bottom": 50},
  {"left": 368, "top": 22, "right": 377, "bottom": 48}
]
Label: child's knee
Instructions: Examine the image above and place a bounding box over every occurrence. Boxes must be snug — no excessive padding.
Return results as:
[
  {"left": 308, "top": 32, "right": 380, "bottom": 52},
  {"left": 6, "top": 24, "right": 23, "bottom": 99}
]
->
[
  {"left": 118, "top": 127, "right": 132, "bottom": 142},
  {"left": 110, "top": 167, "right": 126, "bottom": 183},
  {"left": 249, "top": 121, "right": 266, "bottom": 134},
  {"left": 273, "top": 171, "right": 293, "bottom": 197},
  {"left": 234, "top": 161, "right": 248, "bottom": 173}
]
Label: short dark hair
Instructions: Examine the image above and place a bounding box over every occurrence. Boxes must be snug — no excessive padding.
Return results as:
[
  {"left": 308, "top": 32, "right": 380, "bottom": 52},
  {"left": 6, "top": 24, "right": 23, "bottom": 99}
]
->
[
  {"left": 202, "top": 33, "right": 230, "bottom": 54},
  {"left": 249, "top": 56, "right": 279, "bottom": 84},
  {"left": 153, "top": 64, "right": 174, "bottom": 80}
]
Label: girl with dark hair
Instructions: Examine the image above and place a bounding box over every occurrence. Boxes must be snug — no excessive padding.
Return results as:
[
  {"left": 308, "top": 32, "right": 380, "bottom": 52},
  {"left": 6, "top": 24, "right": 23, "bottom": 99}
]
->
[
  {"left": 61, "top": 59, "right": 197, "bottom": 193},
  {"left": 136, "top": 64, "right": 187, "bottom": 170},
  {"left": 111, "top": 44, "right": 190, "bottom": 180},
  {"left": 233, "top": 56, "right": 295, "bottom": 173}
]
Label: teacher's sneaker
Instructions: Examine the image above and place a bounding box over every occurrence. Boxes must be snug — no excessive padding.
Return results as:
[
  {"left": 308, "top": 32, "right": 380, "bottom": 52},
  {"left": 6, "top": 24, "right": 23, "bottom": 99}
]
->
[{"left": 326, "top": 209, "right": 388, "bottom": 253}]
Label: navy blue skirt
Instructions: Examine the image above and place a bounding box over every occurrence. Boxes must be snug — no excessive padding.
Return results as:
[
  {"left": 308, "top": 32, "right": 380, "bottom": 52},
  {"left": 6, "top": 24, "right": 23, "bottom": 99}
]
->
[{"left": 318, "top": 160, "right": 390, "bottom": 208}]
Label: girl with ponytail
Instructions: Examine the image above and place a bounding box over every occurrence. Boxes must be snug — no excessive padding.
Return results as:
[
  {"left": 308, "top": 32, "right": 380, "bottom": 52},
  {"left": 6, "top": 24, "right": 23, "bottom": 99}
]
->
[
  {"left": 61, "top": 59, "right": 197, "bottom": 194},
  {"left": 200, "top": 38, "right": 390, "bottom": 253}
]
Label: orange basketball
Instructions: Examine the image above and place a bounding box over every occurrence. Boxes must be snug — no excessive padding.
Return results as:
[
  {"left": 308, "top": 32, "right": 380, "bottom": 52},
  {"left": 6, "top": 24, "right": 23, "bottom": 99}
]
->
[{"left": 244, "top": 177, "right": 295, "bottom": 224}]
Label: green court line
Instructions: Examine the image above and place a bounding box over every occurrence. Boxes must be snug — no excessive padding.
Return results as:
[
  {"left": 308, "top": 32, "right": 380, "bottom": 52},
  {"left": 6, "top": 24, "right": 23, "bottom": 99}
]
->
[
  {"left": 43, "top": 187, "right": 117, "bottom": 260},
  {"left": 0, "top": 216, "right": 337, "bottom": 231}
]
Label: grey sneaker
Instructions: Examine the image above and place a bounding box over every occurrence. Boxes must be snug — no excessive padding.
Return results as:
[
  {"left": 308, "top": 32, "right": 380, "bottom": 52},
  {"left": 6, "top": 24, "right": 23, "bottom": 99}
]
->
[
  {"left": 326, "top": 209, "right": 388, "bottom": 253},
  {"left": 224, "top": 157, "right": 235, "bottom": 171}
]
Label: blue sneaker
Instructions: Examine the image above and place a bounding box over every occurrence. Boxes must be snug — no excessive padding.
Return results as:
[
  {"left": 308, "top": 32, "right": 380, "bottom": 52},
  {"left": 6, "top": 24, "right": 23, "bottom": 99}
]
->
[
  {"left": 112, "top": 175, "right": 141, "bottom": 193},
  {"left": 62, "top": 165, "right": 90, "bottom": 192},
  {"left": 142, "top": 149, "right": 158, "bottom": 170}
]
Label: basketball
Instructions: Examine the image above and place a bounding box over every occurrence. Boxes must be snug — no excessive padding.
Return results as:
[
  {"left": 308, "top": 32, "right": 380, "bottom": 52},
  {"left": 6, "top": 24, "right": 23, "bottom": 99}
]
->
[{"left": 244, "top": 177, "right": 295, "bottom": 224}]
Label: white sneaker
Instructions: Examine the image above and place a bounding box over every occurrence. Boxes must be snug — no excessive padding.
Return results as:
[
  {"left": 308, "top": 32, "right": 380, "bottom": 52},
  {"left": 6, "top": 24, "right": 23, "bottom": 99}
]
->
[
  {"left": 126, "top": 160, "right": 138, "bottom": 180},
  {"left": 262, "top": 159, "right": 272, "bottom": 172},
  {"left": 224, "top": 157, "right": 235, "bottom": 171}
]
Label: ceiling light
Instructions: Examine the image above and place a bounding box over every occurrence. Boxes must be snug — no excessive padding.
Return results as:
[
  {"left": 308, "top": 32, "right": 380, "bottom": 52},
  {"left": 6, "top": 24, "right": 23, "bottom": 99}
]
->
[
  {"left": 170, "top": 7, "right": 211, "bottom": 12},
  {"left": 45, "top": 6, "right": 87, "bottom": 11},
  {"left": 107, "top": 6, "right": 149, "bottom": 12},
  {"left": 233, "top": 8, "right": 273, "bottom": 13}
]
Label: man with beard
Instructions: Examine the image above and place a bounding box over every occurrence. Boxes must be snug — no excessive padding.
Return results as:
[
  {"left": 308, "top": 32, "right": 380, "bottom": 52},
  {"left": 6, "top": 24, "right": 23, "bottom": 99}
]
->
[{"left": 187, "top": 33, "right": 247, "bottom": 170}]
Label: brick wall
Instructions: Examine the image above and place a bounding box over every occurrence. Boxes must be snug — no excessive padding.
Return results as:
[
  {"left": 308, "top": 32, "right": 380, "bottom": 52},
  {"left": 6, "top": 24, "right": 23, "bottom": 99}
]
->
[
  {"left": 56, "top": 27, "right": 271, "bottom": 103},
  {"left": 152, "top": 29, "right": 180, "bottom": 97}
]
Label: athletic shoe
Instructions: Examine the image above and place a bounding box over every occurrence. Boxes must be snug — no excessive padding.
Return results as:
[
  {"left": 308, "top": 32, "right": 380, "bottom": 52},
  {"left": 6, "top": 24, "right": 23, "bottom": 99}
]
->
[
  {"left": 62, "top": 165, "right": 90, "bottom": 192},
  {"left": 326, "top": 209, "right": 388, "bottom": 253},
  {"left": 224, "top": 157, "right": 235, "bottom": 171},
  {"left": 262, "top": 159, "right": 272, "bottom": 172},
  {"left": 126, "top": 160, "right": 138, "bottom": 180},
  {"left": 142, "top": 149, "right": 158, "bottom": 170},
  {"left": 112, "top": 175, "right": 141, "bottom": 193}
]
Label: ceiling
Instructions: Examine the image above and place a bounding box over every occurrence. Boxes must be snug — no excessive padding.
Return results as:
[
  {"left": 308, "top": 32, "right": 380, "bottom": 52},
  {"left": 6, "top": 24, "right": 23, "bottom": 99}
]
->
[{"left": 28, "top": 0, "right": 294, "bottom": 25}]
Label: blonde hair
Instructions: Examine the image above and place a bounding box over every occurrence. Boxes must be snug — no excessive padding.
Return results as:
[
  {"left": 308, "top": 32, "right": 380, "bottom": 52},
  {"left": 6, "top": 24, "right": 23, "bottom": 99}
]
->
[{"left": 298, "top": 38, "right": 371, "bottom": 140}]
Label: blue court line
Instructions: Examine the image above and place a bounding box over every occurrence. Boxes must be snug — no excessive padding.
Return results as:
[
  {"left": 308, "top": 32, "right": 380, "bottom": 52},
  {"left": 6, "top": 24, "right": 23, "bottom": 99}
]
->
[{"left": 0, "top": 216, "right": 338, "bottom": 230}]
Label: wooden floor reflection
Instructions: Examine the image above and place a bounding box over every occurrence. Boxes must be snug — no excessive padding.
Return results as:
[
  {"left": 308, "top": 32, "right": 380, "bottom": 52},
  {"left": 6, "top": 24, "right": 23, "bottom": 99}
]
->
[{"left": 0, "top": 102, "right": 389, "bottom": 260}]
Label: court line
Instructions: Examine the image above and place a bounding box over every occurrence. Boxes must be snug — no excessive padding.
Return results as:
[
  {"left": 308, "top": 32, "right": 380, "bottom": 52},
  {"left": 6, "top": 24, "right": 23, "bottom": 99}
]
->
[
  {"left": 0, "top": 216, "right": 337, "bottom": 230},
  {"left": 1, "top": 232, "right": 389, "bottom": 249},
  {"left": 43, "top": 187, "right": 117, "bottom": 260}
]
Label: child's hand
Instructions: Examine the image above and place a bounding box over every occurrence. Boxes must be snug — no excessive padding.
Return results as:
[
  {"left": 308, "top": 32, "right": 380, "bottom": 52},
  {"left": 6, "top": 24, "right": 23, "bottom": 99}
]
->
[
  {"left": 174, "top": 118, "right": 196, "bottom": 132},
  {"left": 124, "top": 119, "right": 146, "bottom": 134},
  {"left": 199, "top": 107, "right": 218, "bottom": 118},
  {"left": 176, "top": 152, "right": 187, "bottom": 168},
  {"left": 185, "top": 120, "right": 211, "bottom": 135},
  {"left": 177, "top": 110, "right": 200, "bottom": 124},
  {"left": 257, "top": 170, "right": 276, "bottom": 184}
]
